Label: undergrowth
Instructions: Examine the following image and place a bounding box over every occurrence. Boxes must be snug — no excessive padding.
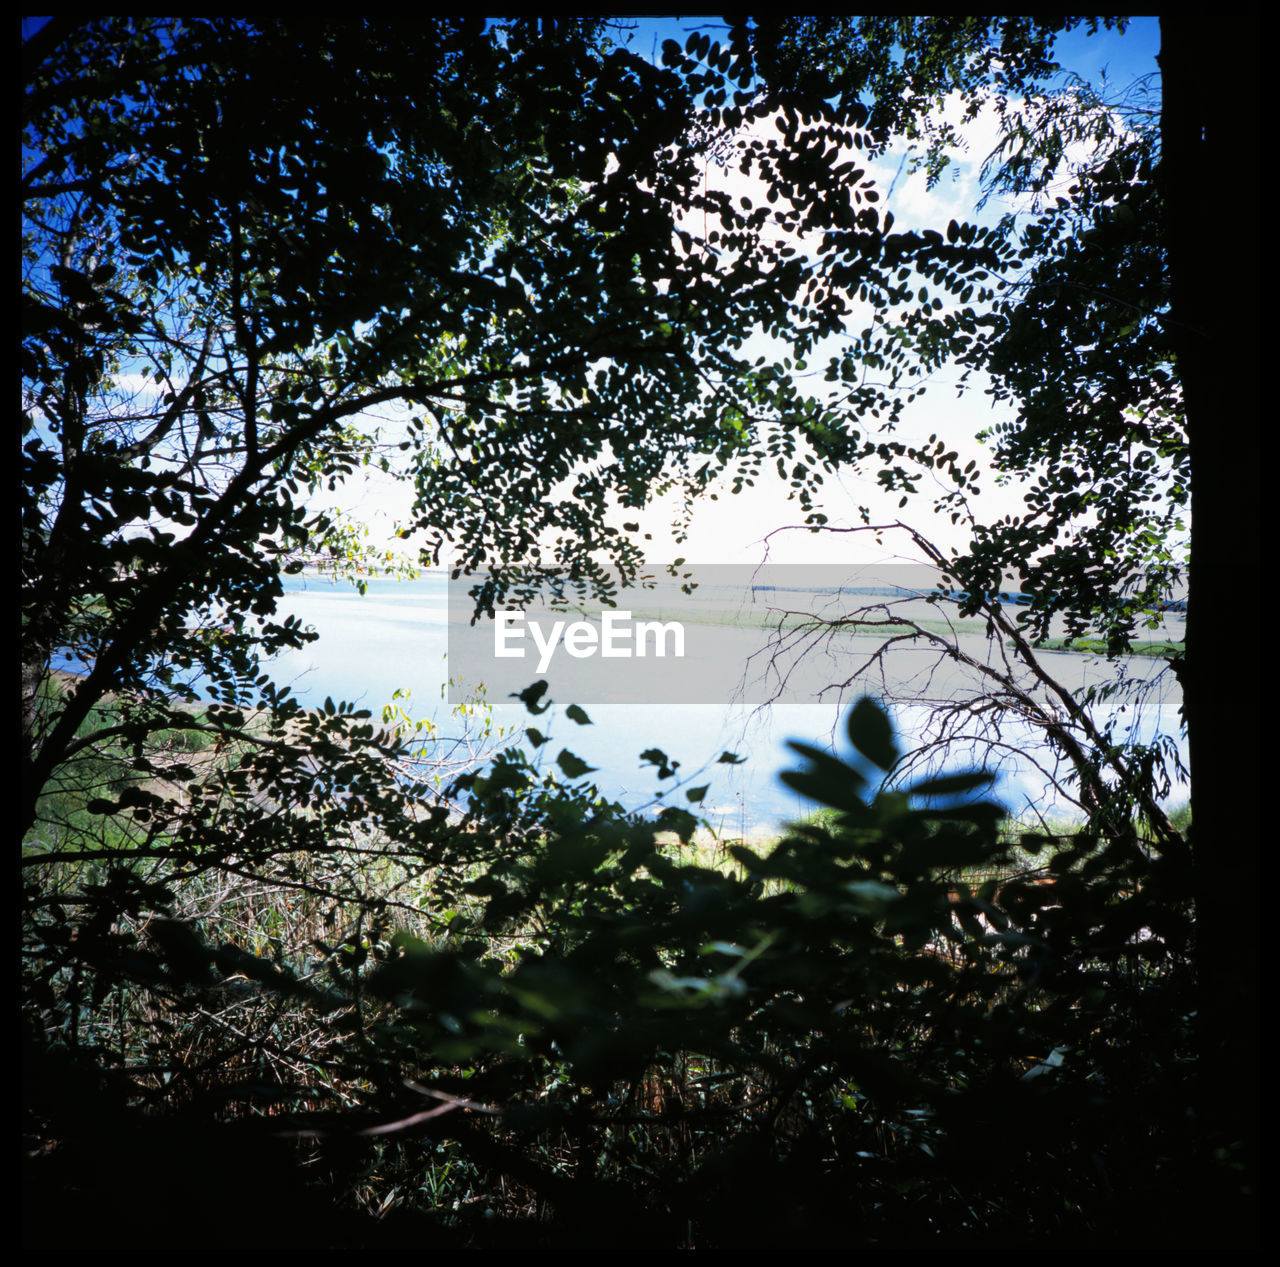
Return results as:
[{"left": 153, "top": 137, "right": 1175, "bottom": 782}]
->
[{"left": 23, "top": 697, "right": 1201, "bottom": 1247}]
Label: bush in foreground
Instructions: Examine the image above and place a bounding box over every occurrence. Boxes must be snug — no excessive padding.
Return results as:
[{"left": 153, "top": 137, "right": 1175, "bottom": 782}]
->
[{"left": 23, "top": 698, "right": 1201, "bottom": 1246}]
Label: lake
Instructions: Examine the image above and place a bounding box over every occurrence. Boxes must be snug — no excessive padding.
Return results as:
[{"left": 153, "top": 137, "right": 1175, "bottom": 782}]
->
[{"left": 258, "top": 570, "right": 1188, "bottom": 837}]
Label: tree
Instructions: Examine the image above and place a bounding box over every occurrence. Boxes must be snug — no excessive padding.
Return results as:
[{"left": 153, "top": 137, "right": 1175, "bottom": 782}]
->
[
  {"left": 749, "top": 14, "right": 1258, "bottom": 1216},
  {"left": 22, "top": 15, "right": 1256, "bottom": 1244},
  {"left": 800, "top": 36, "right": 1189, "bottom": 829},
  {"left": 22, "top": 17, "right": 1019, "bottom": 1242},
  {"left": 1156, "top": 14, "right": 1259, "bottom": 1195},
  {"left": 24, "top": 14, "right": 1029, "bottom": 876},
  {"left": 746, "top": 18, "right": 1181, "bottom": 647},
  {"left": 22, "top": 15, "right": 1005, "bottom": 812}
]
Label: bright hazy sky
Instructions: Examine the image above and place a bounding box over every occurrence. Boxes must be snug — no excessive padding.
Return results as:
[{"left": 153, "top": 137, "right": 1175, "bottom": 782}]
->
[{"left": 317, "top": 18, "right": 1165, "bottom": 578}]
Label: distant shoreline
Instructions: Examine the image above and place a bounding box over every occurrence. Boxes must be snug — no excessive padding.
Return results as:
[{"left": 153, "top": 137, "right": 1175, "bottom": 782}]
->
[{"left": 281, "top": 572, "right": 1185, "bottom": 660}]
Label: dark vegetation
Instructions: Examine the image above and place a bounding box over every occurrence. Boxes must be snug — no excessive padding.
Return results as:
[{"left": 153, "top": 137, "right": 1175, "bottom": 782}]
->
[{"left": 22, "top": 17, "right": 1256, "bottom": 1247}]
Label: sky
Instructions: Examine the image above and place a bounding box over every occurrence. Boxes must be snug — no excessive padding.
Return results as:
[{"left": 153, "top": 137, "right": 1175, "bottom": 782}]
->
[
  {"left": 324, "top": 16, "right": 1166, "bottom": 582},
  {"left": 34, "top": 17, "right": 1163, "bottom": 588}
]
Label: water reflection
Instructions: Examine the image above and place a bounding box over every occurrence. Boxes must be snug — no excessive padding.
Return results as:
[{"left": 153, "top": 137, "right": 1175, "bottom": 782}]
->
[{"left": 264, "top": 573, "right": 1186, "bottom": 835}]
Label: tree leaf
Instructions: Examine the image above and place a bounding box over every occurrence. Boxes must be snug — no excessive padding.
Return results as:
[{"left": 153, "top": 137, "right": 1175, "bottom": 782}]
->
[
  {"left": 555, "top": 749, "right": 596, "bottom": 779},
  {"left": 846, "top": 698, "right": 900, "bottom": 770}
]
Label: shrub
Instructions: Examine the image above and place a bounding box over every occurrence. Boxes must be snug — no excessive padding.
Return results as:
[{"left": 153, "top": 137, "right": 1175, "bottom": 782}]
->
[{"left": 23, "top": 697, "right": 1196, "bottom": 1246}]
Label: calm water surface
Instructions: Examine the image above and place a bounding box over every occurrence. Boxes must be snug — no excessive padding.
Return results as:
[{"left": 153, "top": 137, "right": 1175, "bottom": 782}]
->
[{"left": 261, "top": 573, "right": 1187, "bottom": 836}]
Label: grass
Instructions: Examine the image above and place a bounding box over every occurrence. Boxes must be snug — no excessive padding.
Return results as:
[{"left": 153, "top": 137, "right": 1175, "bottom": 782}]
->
[
  {"left": 613, "top": 603, "right": 989, "bottom": 640},
  {"left": 542, "top": 602, "right": 1183, "bottom": 658},
  {"left": 1019, "top": 637, "right": 1184, "bottom": 658}
]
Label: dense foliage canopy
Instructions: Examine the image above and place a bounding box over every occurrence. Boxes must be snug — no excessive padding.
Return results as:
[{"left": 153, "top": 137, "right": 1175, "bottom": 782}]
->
[{"left": 21, "top": 15, "right": 1257, "bottom": 1248}]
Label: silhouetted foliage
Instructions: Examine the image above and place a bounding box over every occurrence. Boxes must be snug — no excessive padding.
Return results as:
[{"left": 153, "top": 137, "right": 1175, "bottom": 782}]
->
[
  {"left": 22, "top": 15, "right": 1256, "bottom": 1249},
  {"left": 24, "top": 692, "right": 1200, "bottom": 1246}
]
